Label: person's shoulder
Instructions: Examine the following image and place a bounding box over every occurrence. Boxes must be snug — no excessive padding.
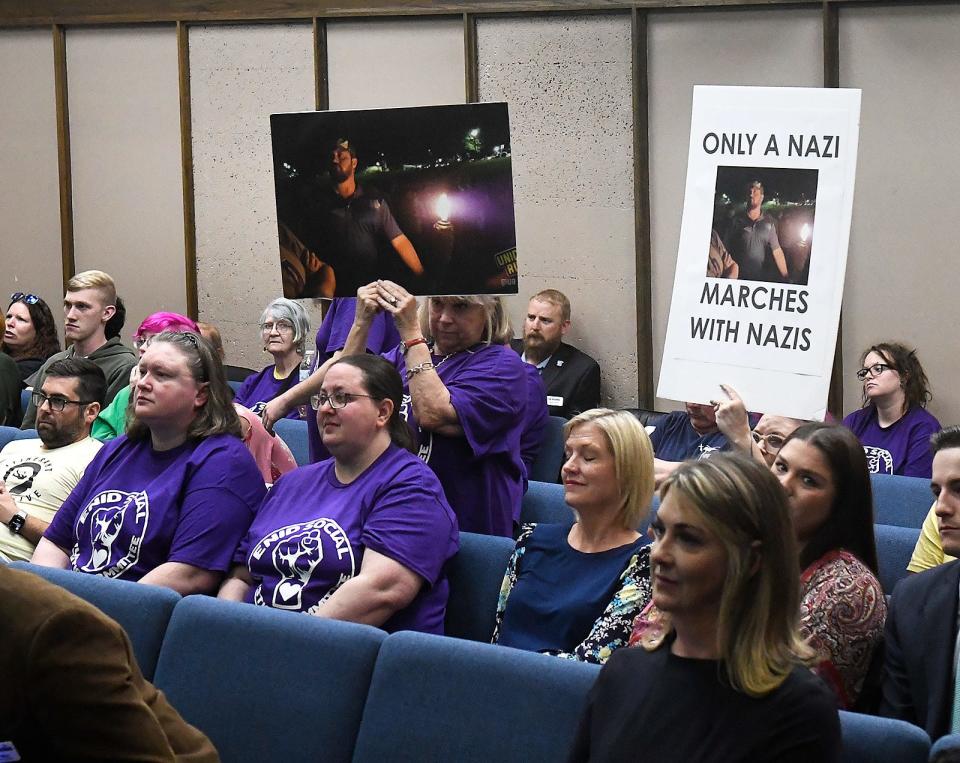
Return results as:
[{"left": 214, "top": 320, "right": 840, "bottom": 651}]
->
[
  {"left": 773, "top": 665, "right": 840, "bottom": 719},
  {"left": 842, "top": 406, "right": 872, "bottom": 429},
  {"left": 892, "top": 558, "right": 960, "bottom": 604},
  {"left": 905, "top": 406, "right": 941, "bottom": 431},
  {"left": 0, "top": 437, "right": 43, "bottom": 458},
  {"left": 378, "top": 444, "right": 444, "bottom": 486},
  {"left": 556, "top": 341, "right": 599, "bottom": 369},
  {"left": 92, "top": 337, "right": 136, "bottom": 360},
  {"left": 509, "top": 337, "right": 523, "bottom": 355},
  {"left": 805, "top": 549, "right": 882, "bottom": 592}
]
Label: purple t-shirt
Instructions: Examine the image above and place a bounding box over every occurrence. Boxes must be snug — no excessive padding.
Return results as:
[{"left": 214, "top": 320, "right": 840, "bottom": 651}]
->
[
  {"left": 384, "top": 342, "right": 527, "bottom": 537},
  {"left": 234, "top": 364, "right": 301, "bottom": 420},
  {"left": 520, "top": 362, "right": 550, "bottom": 490},
  {"left": 237, "top": 443, "right": 458, "bottom": 634},
  {"left": 307, "top": 298, "right": 402, "bottom": 463},
  {"left": 45, "top": 434, "right": 266, "bottom": 580},
  {"left": 842, "top": 405, "right": 941, "bottom": 478}
]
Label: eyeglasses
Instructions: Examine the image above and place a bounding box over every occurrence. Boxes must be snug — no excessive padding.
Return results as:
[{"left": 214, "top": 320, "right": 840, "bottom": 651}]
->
[
  {"left": 10, "top": 292, "right": 41, "bottom": 305},
  {"left": 310, "top": 391, "right": 375, "bottom": 410},
  {"left": 751, "top": 430, "right": 787, "bottom": 452},
  {"left": 134, "top": 335, "right": 154, "bottom": 350},
  {"left": 260, "top": 320, "right": 295, "bottom": 335},
  {"left": 31, "top": 390, "right": 92, "bottom": 412},
  {"left": 856, "top": 363, "right": 893, "bottom": 381}
]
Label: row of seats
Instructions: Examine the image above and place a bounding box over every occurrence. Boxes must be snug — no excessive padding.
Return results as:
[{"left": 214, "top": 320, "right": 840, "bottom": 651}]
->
[
  {"left": 521, "top": 479, "right": 920, "bottom": 595},
  {"left": 7, "top": 559, "right": 936, "bottom": 762}
]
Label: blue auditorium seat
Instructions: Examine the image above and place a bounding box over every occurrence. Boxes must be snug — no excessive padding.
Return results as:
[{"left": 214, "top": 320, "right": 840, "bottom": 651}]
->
[
  {"left": 227, "top": 379, "right": 243, "bottom": 393},
  {"left": 153, "top": 596, "right": 385, "bottom": 763},
  {"left": 20, "top": 388, "right": 30, "bottom": 416},
  {"left": 352, "top": 632, "right": 599, "bottom": 763},
  {"left": 528, "top": 415, "right": 566, "bottom": 483},
  {"left": 875, "top": 523, "right": 921, "bottom": 594},
  {"left": 520, "top": 480, "right": 574, "bottom": 526},
  {"left": 0, "top": 425, "right": 38, "bottom": 451},
  {"left": 838, "top": 710, "right": 929, "bottom": 762},
  {"left": 930, "top": 732, "right": 960, "bottom": 760},
  {"left": 8, "top": 562, "right": 179, "bottom": 680},
  {"left": 274, "top": 418, "right": 309, "bottom": 466},
  {"left": 872, "top": 474, "right": 932, "bottom": 529},
  {"left": 444, "top": 531, "right": 515, "bottom": 642}
]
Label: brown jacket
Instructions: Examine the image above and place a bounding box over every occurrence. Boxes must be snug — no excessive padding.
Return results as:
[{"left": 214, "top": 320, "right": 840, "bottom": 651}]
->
[{"left": 0, "top": 565, "right": 219, "bottom": 762}]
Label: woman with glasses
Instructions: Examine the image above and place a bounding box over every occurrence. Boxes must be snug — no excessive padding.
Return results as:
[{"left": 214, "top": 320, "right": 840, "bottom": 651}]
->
[
  {"left": 233, "top": 297, "right": 310, "bottom": 420},
  {"left": 1, "top": 292, "right": 61, "bottom": 383},
  {"left": 33, "top": 332, "right": 266, "bottom": 595},
  {"left": 91, "top": 311, "right": 199, "bottom": 441},
  {"left": 713, "top": 384, "right": 805, "bottom": 466},
  {"left": 573, "top": 455, "right": 840, "bottom": 762},
  {"left": 219, "top": 355, "right": 459, "bottom": 633},
  {"left": 773, "top": 422, "right": 886, "bottom": 710},
  {"left": 843, "top": 341, "right": 940, "bottom": 477}
]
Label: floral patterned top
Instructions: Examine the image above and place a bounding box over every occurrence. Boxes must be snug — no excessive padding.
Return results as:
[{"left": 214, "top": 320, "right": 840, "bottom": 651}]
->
[
  {"left": 800, "top": 548, "right": 886, "bottom": 709},
  {"left": 492, "top": 523, "right": 653, "bottom": 664}
]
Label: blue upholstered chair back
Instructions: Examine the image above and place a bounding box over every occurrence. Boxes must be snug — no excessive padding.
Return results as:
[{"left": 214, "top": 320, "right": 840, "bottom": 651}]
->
[
  {"left": 0, "top": 425, "right": 39, "bottom": 452},
  {"left": 874, "top": 523, "right": 920, "bottom": 594},
  {"left": 528, "top": 415, "right": 566, "bottom": 483},
  {"left": 444, "top": 531, "right": 515, "bottom": 642},
  {"left": 20, "top": 388, "right": 31, "bottom": 417},
  {"left": 153, "top": 595, "right": 385, "bottom": 763},
  {"left": 8, "top": 562, "right": 179, "bottom": 680},
  {"left": 352, "top": 632, "right": 600, "bottom": 763},
  {"left": 871, "top": 474, "right": 932, "bottom": 529},
  {"left": 274, "top": 418, "right": 309, "bottom": 466},
  {"left": 520, "top": 480, "right": 659, "bottom": 534},
  {"left": 838, "top": 710, "right": 929, "bottom": 762}
]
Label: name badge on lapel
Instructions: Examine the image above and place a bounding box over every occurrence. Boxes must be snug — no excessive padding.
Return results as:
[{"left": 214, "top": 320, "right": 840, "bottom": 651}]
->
[{"left": 547, "top": 396, "right": 564, "bottom": 407}]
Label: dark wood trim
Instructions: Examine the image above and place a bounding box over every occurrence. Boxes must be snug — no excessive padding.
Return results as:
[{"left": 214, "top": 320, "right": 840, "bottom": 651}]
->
[
  {"left": 632, "top": 7, "right": 654, "bottom": 408},
  {"left": 0, "top": 0, "right": 850, "bottom": 27},
  {"left": 313, "top": 17, "right": 329, "bottom": 110},
  {"left": 52, "top": 24, "right": 74, "bottom": 291},
  {"left": 463, "top": 12, "right": 478, "bottom": 103},
  {"left": 177, "top": 20, "right": 199, "bottom": 320},
  {"left": 823, "top": 0, "right": 844, "bottom": 417}
]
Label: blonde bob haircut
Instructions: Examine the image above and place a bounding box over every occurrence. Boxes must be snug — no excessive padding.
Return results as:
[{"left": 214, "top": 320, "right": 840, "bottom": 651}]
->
[
  {"left": 563, "top": 408, "right": 655, "bottom": 530},
  {"left": 417, "top": 295, "right": 513, "bottom": 347},
  {"left": 658, "top": 454, "right": 812, "bottom": 697}
]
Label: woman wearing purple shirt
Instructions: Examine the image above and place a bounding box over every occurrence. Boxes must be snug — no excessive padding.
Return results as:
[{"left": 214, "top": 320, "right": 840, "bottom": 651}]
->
[
  {"left": 33, "top": 332, "right": 266, "bottom": 595},
  {"left": 234, "top": 297, "right": 310, "bottom": 420},
  {"left": 842, "top": 342, "right": 941, "bottom": 478},
  {"left": 262, "top": 281, "right": 528, "bottom": 537},
  {"left": 220, "top": 355, "right": 458, "bottom": 633}
]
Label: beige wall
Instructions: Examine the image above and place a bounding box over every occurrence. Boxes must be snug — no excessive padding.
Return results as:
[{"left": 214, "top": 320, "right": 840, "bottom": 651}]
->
[
  {"left": 3, "top": 6, "right": 960, "bottom": 419},
  {"left": 189, "top": 23, "right": 316, "bottom": 370},
  {"left": 478, "top": 14, "right": 637, "bottom": 408},
  {"left": 840, "top": 5, "right": 960, "bottom": 427},
  {"left": 647, "top": 8, "right": 822, "bottom": 411},
  {"left": 0, "top": 29, "right": 63, "bottom": 334},
  {"left": 67, "top": 26, "right": 187, "bottom": 337}
]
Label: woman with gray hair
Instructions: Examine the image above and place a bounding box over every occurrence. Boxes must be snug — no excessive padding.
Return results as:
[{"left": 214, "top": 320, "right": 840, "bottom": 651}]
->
[
  {"left": 262, "top": 280, "right": 528, "bottom": 537},
  {"left": 234, "top": 297, "right": 310, "bottom": 420}
]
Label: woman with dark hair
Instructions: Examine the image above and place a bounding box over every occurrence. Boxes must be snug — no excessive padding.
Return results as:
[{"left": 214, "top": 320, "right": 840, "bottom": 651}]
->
[
  {"left": 773, "top": 422, "right": 886, "bottom": 710},
  {"left": 2, "top": 293, "right": 60, "bottom": 382},
  {"left": 262, "top": 281, "right": 528, "bottom": 537},
  {"left": 843, "top": 341, "right": 940, "bottom": 477},
  {"left": 220, "top": 354, "right": 458, "bottom": 633},
  {"left": 572, "top": 454, "right": 839, "bottom": 762},
  {"left": 32, "top": 332, "right": 266, "bottom": 595}
]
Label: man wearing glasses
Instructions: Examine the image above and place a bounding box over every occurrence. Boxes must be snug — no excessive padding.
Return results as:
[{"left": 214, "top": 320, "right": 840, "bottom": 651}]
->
[
  {"left": 21, "top": 270, "right": 136, "bottom": 428},
  {"left": 0, "top": 358, "right": 104, "bottom": 561}
]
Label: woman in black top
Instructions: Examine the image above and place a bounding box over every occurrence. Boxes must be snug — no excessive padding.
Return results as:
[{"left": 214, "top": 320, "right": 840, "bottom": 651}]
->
[{"left": 569, "top": 454, "right": 840, "bottom": 763}]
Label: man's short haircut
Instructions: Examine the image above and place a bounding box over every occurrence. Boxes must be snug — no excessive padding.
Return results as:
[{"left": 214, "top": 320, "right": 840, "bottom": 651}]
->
[
  {"left": 529, "top": 288, "right": 571, "bottom": 322},
  {"left": 43, "top": 357, "right": 107, "bottom": 406},
  {"left": 931, "top": 426, "right": 960, "bottom": 455},
  {"left": 748, "top": 180, "right": 764, "bottom": 193},
  {"left": 333, "top": 137, "right": 357, "bottom": 158},
  {"left": 67, "top": 270, "right": 117, "bottom": 306}
]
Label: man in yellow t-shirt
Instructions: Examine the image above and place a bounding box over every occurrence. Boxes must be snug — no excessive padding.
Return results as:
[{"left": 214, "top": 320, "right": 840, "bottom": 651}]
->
[{"left": 0, "top": 358, "right": 104, "bottom": 561}]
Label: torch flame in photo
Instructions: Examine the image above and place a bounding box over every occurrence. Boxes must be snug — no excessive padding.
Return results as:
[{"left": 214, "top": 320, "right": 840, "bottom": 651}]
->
[
  {"left": 800, "top": 222, "right": 811, "bottom": 244},
  {"left": 436, "top": 192, "right": 451, "bottom": 225}
]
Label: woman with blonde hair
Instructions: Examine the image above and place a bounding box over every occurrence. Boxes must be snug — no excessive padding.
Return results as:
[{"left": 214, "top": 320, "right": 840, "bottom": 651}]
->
[
  {"left": 262, "top": 280, "right": 528, "bottom": 537},
  {"left": 492, "top": 409, "right": 654, "bottom": 663},
  {"left": 571, "top": 454, "right": 840, "bottom": 762}
]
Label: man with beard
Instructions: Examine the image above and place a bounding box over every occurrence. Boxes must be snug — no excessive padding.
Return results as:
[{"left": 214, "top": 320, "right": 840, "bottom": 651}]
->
[
  {"left": 725, "top": 180, "right": 789, "bottom": 283},
  {"left": 298, "top": 138, "right": 424, "bottom": 296},
  {"left": 510, "top": 289, "right": 600, "bottom": 419},
  {"left": 0, "top": 358, "right": 104, "bottom": 561}
]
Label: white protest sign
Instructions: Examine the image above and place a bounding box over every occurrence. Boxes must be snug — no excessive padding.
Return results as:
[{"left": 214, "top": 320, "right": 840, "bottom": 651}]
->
[{"left": 658, "top": 85, "right": 861, "bottom": 420}]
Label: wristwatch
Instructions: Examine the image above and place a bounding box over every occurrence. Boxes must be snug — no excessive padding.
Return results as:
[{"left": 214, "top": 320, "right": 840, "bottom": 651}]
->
[{"left": 8, "top": 509, "right": 27, "bottom": 536}]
